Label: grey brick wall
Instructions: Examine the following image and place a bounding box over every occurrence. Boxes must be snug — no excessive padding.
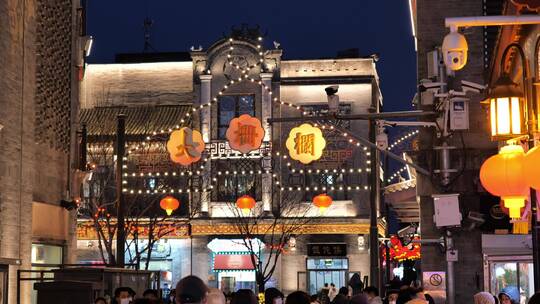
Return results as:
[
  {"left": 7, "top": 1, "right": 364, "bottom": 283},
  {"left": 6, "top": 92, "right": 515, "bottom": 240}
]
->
[{"left": 416, "top": 0, "right": 498, "bottom": 302}]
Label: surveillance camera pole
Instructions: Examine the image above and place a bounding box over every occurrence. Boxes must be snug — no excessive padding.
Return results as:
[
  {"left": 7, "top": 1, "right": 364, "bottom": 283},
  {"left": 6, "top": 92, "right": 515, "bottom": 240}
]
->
[{"left": 116, "top": 114, "right": 126, "bottom": 268}]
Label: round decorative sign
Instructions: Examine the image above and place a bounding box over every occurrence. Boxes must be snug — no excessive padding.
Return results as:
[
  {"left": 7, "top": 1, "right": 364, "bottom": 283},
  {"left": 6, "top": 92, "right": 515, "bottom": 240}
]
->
[
  {"left": 286, "top": 123, "right": 326, "bottom": 164},
  {"left": 166, "top": 127, "right": 205, "bottom": 166},
  {"left": 226, "top": 114, "right": 265, "bottom": 154}
]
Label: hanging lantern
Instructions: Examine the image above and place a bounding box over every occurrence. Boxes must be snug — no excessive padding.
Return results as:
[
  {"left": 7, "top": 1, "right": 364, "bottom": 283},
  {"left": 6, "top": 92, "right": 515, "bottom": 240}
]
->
[
  {"left": 488, "top": 75, "right": 526, "bottom": 139},
  {"left": 525, "top": 146, "right": 540, "bottom": 190},
  {"left": 312, "top": 194, "right": 333, "bottom": 213},
  {"left": 480, "top": 145, "right": 529, "bottom": 219},
  {"left": 236, "top": 195, "right": 256, "bottom": 215},
  {"left": 160, "top": 196, "right": 180, "bottom": 216}
]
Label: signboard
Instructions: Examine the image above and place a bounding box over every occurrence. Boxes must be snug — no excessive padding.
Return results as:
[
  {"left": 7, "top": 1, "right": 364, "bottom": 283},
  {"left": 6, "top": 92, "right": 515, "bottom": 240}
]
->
[
  {"left": 423, "top": 271, "right": 446, "bottom": 304},
  {"left": 166, "top": 127, "right": 205, "bottom": 166},
  {"left": 307, "top": 243, "right": 347, "bottom": 257},
  {"left": 213, "top": 254, "right": 257, "bottom": 271},
  {"left": 286, "top": 124, "right": 326, "bottom": 164},
  {"left": 226, "top": 114, "right": 264, "bottom": 154}
]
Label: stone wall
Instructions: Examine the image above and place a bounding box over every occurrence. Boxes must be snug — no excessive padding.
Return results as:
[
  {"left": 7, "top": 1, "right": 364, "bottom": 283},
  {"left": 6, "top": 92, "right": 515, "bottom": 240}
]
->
[
  {"left": 0, "top": 0, "right": 78, "bottom": 303},
  {"left": 81, "top": 62, "right": 194, "bottom": 108}
]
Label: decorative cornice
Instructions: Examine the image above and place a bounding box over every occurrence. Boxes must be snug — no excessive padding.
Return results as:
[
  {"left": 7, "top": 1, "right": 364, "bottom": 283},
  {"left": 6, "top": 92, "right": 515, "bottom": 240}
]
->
[{"left": 76, "top": 222, "right": 385, "bottom": 240}]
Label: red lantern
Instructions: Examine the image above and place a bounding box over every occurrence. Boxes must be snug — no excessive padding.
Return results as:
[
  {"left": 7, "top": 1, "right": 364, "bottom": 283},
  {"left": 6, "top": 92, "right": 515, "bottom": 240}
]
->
[
  {"left": 480, "top": 145, "right": 529, "bottom": 219},
  {"left": 525, "top": 146, "right": 540, "bottom": 190},
  {"left": 236, "top": 195, "right": 256, "bottom": 215},
  {"left": 160, "top": 196, "right": 180, "bottom": 216},
  {"left": 312, "top": 194, "right": 333, "bottom": 213}
]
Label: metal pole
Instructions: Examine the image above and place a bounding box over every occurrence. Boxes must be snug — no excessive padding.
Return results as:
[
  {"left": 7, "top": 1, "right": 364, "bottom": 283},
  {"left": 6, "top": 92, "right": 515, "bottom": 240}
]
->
[
  {"left": 383, "top": 153, "right": 391, "bottom": 293},
  {"left": 369, "top": 116, "right": 380, "bottom": 288},
  {"left": 116, "top": 114, "right": 126, "bottom": 267},
  {"left": 267, "top": 111, "right": 436, "bottom": 124},
  {"left": 524, "top": 37, "right": 540, "bottom": 292},
  {"left": 446, "top": 231, "right": 455, "bottom": 304}
]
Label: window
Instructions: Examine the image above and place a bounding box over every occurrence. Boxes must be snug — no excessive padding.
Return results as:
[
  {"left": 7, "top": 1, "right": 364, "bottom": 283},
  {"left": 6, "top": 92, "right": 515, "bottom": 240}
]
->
[
  {"left": 218, "top": 95, "right": 255, "bottom": 139},
  {"left": 215, "top": 159, "right": 260, "bottom": 202}
]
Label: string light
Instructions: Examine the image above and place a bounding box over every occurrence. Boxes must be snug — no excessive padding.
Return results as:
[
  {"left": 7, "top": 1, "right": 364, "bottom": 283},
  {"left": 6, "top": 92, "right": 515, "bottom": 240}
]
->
[
  {"left": 386, "top": 166, "right": 408, "bottom": 184},
  {"left": 388, "top": 130, "right": 419, "bottom": 151}
]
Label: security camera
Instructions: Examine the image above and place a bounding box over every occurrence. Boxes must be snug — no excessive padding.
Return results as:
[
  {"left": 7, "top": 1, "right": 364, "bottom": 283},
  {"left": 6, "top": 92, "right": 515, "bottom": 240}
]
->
[
  {"left": 419, "top": 81, "right": 445, "bottom": 92},
  {"left": 464, "top": 211, "right": 485, "bottom": 231},
  {"left": 397, "top": 225, "right": 417, "bottom": 238},
  {"left": 325, "top": 86, "right": 340, "bottom": 114},
  {"left": 442, "top": 31, "right": 468, "bottom": 71},
  {"left": 461, "top": 80, "right": 486, "bottom": 94},
  {"left": 325, "top": 85, "right": 339, "bottom": 96}
]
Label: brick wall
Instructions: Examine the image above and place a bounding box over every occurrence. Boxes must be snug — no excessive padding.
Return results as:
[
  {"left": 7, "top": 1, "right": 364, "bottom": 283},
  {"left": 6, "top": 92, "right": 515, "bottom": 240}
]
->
[
  {"left": 0, "top": 0, "right": 77, "bottom": 302},
  {"left": 416, "top": 0, "right": 499, "bottom": 302}
]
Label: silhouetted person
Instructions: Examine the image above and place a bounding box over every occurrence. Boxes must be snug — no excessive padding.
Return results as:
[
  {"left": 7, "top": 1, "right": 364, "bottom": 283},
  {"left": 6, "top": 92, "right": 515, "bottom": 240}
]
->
[
  {"left": 286, "top": 291, "right": 311, "bottom": 304},
  {"left": 231, "top": 289, "right": 257, "bottom": 304},
  {"left": 176, "top": 275, "right": 208, "bottom": 304}
]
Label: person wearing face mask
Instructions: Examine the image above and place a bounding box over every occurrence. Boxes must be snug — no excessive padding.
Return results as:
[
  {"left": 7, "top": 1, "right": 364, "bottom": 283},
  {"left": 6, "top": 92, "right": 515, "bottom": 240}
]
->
[{"left": 114, "top": 287, "right": 136, "bottom": 304}]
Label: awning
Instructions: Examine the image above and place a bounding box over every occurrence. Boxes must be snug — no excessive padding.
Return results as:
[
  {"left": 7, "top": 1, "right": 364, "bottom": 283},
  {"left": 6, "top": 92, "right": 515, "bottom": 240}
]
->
[
  {"left": 385, "top": 179, "right": 419, "bottom": 223},
  {"left": 80, "top": 105, "right": 192, "bottom": 141},
  {"left": 213, "top": 254, "right": 257, "bottom": 271}
]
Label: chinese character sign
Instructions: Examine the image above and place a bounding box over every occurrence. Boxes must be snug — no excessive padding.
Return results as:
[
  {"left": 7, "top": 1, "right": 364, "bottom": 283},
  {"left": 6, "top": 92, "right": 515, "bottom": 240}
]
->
[
  {"left": 166, "top": 127, "right": 205, "bottom": 166},
  {"left": 286, "top": 124, "right": 326, "bottom": 164},
  {"left": 226, "top": 114, "right": 265, "bottom": 154}
]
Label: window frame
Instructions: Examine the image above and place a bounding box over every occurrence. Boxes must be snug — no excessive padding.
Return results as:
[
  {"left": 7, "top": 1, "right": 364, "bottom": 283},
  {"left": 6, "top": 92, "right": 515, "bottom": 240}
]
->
[{"left": 217, "top": 94, "right": 256, "bottom": 140}]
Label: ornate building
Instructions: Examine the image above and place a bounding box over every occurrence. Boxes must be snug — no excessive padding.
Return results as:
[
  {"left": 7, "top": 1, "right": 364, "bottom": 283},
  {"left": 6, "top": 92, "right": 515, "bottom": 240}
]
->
[{"left": 77, "top": 27, "right": 382, "bottom": 294}]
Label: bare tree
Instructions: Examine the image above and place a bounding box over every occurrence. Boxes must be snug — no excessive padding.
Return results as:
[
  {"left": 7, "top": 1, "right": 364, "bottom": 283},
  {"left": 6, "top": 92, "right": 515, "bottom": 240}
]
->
[{"left": 227, "top": 189, "right": 316, "bottom": 292}]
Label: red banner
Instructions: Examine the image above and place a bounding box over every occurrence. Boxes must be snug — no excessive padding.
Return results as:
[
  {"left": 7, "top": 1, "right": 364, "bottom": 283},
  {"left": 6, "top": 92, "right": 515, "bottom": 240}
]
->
[
  {"left": 213, "top": 254, "right": 257, "bottom": 271},
  {"left": 512, "top": 0, "right": 540, "bottom": 10}
]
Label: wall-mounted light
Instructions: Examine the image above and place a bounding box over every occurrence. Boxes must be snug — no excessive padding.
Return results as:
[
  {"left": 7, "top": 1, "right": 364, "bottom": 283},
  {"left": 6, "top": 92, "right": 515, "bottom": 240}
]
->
[
  {"left": 288, "top": 236, "right": 297, "bottom": 251},
  {"left": 488, "top": 75, "right": 526, "bottom": 139},
  {"left": 358, "top": 235, "right": 367, "bottom": 251}
]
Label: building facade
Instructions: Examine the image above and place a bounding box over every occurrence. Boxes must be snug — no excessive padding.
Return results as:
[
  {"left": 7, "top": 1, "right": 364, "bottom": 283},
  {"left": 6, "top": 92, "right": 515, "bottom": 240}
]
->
[
  {"left": 76, "top": 27, "right": 382, "bottom": 295},
  {"left": 0, "top": 0, "right": 85, "bottom": 303},
  {"left": 413, "top": 0, "right": 540, "bottom": 303}
]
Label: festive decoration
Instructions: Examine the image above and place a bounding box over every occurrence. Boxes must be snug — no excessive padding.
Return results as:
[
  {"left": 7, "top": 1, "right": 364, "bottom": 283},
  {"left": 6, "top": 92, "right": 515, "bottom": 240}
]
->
[
  {"left": 383, "top": 235, "right": 421, "bottom": 262},
  {"left": 160, "top": 196, "right": 180, "bottom": 216},
  {"left": 236, "top": 195, "right": 256, "bottom": 215},
  {"left": 166, "top": 128, "right": 205, "bottom": 166},
  {"left": 286, "top": 124, "right": 326, "bottom": 164},
  {"left": 226, "top": 114, "right": 265, "bottom": 154},
  {"left": 312, "top": 194, "right": 333, "bottom": 213},
  {"left": 525, "top": 146, "right": 540, "bottom": 190},
  {"left": 488, "top": 75, "right": 526, "bottom": 139},
  {"left": 480, "top": 145, "right": 529, "bottom": 219}
]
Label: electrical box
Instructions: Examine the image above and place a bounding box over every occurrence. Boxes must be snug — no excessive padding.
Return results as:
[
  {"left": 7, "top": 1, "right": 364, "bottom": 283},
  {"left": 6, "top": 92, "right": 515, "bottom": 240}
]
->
[
  {"left": 450, "top": 99, "right": 469, "bottom": 130},
  {"left": 433, "top": 194, "right": 462, "bottom": 227}
]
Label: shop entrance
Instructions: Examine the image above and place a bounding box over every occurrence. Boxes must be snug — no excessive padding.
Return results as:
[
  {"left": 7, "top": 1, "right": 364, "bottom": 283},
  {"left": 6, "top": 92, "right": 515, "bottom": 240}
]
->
[
  {"left": 484, "top": 255, "right": 534, "bottom": 304},
  {"left": 306, "top": 258, "right": 348, "bottom": 295}
]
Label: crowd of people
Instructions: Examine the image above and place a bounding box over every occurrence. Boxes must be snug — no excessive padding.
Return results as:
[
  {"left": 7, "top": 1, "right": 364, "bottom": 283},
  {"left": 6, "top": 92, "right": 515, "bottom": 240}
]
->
[{"left": 94, "top": 276, "right": 540, "bottom": 304}]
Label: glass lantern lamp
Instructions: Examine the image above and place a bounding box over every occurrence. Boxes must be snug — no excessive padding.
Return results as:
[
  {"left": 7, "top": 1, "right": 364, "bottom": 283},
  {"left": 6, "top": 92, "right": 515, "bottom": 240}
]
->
[{"left": 488, "top": 74, "right": 527, "bottom": 139}]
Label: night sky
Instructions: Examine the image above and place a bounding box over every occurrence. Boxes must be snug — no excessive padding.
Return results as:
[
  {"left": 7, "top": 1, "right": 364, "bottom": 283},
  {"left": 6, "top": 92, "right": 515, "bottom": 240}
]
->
[{"left": 86, "top": 1, "right": 417, "bottom": 112}]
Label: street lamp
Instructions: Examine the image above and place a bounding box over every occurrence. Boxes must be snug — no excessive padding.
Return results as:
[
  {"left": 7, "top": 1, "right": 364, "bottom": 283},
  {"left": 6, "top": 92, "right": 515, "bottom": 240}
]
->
[{"left": 488, "top": 75, "right": 527, "bottom": 139}]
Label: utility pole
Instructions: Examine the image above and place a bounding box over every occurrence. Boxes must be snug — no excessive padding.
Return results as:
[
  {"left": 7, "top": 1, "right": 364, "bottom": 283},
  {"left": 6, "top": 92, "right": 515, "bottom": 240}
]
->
[
  {"left": 368, "top": 104, "right": 381, "bottom": 287},
  {"left": 116, "top": 114, "right": 126, "bottom": 267}
]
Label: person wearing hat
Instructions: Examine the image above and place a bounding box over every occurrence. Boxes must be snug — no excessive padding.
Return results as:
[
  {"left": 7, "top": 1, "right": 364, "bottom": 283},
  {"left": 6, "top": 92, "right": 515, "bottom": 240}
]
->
[
  {"left": 498, "top": 286, "right": 519, "bottom": 304},
  {"left": 474, "top": 292, "right": 495, "bottom": 304},
  {"left": 176, "top": 275, "right": 209, "bottom": 304}
]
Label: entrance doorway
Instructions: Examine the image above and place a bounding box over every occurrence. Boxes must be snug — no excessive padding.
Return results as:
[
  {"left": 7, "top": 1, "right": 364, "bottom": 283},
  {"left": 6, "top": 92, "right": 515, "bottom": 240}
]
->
[
  {"left": 484, "top": 255, "right": 534, "bottom": 304},
  {"left": 306, "top": 258, "right": 348, "bottom": 295}
]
